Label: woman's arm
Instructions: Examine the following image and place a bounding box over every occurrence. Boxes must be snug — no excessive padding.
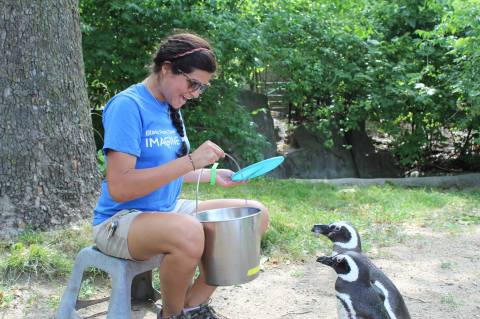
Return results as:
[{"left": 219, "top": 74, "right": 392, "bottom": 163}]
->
[
  {"left": 106, "top": 151, "right": 193, "bottom": 202},
  {"left": 183, "top": 169, "right": 211, "bottom": 183},
  {"left": 184, "top": 168, "right": 244, "bottom": 187},
  {"left": 107, "top": 140, "right": 224, "bottom": 202}
]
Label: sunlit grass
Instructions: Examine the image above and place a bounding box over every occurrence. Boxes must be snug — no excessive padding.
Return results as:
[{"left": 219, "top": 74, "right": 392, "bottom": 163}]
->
[
  {"left": 0, "top": 179, "right": 478, "bottom": 283},
  {"left": 0, "top": 221, "right": 94, "bottom": 282},
  {"left": 182, "top": 178, "right": 480, "bottom": 259}
]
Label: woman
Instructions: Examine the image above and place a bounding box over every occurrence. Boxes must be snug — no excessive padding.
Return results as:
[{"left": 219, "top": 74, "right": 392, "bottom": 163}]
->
[{"left": 92, "top": 32, "right": 269, "bottom": 319}]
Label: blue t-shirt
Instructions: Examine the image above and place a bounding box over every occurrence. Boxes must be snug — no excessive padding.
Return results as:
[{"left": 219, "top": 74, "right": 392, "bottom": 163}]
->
[{"left": 93, "top": 83, "right": 189, "bottom": 225}]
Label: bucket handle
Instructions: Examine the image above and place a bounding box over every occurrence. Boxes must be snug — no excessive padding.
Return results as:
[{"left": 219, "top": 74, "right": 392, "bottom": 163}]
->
[{"left": 195, "top": 153, "right": 248, "bottom": 214}]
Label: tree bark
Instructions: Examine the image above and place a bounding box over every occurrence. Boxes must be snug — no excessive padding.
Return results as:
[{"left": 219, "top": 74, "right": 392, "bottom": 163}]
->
[{"left": 0, "top": 0, "right": 100, "bottom": 239}]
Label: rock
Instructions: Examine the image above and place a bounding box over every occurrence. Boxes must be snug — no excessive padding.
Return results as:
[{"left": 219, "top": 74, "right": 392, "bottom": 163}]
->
[
  {"left": 345, "top": 124, "right": 401, "bottom": 178},
  {"left": 282, "top": 125, "right": 357, "bottom": 178},
  {"left": 237, "top": 90, "right": 277, "bottom": 159},
  {"left": 282, "top": 124, "right": 400, "bottom": 178}
]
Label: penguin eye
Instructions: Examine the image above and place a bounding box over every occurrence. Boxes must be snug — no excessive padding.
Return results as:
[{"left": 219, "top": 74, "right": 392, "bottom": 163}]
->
[
  {"left": 335, "top": 256, "right": 345, "bottom": 263},
  {"left": 334, "top": 226, "right": 341, "bottom": 232}
]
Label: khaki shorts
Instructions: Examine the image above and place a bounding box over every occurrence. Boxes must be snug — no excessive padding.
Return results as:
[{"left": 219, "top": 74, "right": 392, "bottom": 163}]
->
[{"left": 93, "top": 199, "right": 198, "bottom": 260}]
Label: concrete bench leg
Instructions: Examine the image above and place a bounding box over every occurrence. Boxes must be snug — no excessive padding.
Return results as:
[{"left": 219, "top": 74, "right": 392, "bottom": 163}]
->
[
  {"left": 57, "top": 255, "right": 88, "bottom": 318},
  {"left": 56, "top": 246, "right": 163, "bottom": 319},
  {"left": 107, "top": 268, "right": 133, "bottom": 319}
]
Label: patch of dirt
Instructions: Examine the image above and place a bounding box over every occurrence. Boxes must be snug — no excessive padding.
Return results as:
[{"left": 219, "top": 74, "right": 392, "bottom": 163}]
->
[
  {"left": 213, "top": 225, "right": 480, "bottom": 318},
  {"left": 1, "top": 225, "right": 479, "bottom": 319}
]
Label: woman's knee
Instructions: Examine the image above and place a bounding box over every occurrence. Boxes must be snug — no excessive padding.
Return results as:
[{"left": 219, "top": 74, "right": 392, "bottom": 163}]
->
[
  {"left": 171, "top": 215, "right": 205, "bottom": 260},
  {"left": 245, "top": 199, "right": 266, "bottom": 211},
  {"left": 260, "top": 207, "right": 270, "bottom": 234}
]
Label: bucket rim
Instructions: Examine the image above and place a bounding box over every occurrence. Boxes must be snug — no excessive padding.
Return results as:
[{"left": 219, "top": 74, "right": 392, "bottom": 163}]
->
[{"left": 196, "top": 206, "right": 261, "bottom": 223}]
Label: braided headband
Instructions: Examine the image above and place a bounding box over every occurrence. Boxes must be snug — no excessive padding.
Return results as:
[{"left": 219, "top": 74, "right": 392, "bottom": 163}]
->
[{"left": 172, "top": 47, "right": 210, "bottom": 59}]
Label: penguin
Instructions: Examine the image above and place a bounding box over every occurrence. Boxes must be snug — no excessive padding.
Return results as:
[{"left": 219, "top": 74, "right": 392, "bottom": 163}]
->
[
  {"left": 317, "top": 251, "right": 391, "bottom": 319},
  {"left": 311, "top": 221, "right": 362, "bottom": 254},
  {"left": 312, "top": 222, "right": 411, "bottom": 319}
]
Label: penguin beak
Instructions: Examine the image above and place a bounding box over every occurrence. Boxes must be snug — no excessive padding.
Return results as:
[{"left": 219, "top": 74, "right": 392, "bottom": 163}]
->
[
  {"left": 311, "top": 224, "right": 330, "bottom": 236},
  {"left": 316, "top": 255, "right": 334, "bottom": 266}
]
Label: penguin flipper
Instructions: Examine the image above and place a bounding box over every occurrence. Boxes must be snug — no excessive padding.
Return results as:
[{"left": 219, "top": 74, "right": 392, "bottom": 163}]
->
[
  {"left": 371, "top": 281, "right": 386, "bottom": 302},
  {"left": 371, "top": 282, "right": 393, "bottom": 319},
  {"left": 377, "top": 307, "right": 392, "bottom": 319}
]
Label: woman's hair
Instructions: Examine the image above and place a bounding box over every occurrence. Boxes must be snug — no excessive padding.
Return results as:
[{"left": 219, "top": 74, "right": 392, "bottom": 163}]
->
[
  {"left": 152, "top": 32, "right": 217, "bottom": 158},
  {"left": 152, "top": 33, "right": 217, "bottom": 75}
]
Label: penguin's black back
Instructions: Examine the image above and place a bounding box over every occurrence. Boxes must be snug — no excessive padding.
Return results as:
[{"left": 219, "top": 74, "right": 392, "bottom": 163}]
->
[
  {"left": 334, "top": 252, "right": 391, "bottom": 319},
  {"left": 350, "top": 252, "right": 410, "bottom": 319},
  {"left": 331, "top": 225, "right": 411, "bottom": 319},
  {"left": 369, "top": 266, "right": 411, "bottom": 319}
]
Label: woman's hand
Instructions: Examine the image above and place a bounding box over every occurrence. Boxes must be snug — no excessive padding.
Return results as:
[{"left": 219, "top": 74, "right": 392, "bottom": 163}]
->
[
  {"left": 190, "top": 140, "right": 224, "bottom": 169},
  {"left": 215, "top": 169, "right": 246, "bottom": 187}
]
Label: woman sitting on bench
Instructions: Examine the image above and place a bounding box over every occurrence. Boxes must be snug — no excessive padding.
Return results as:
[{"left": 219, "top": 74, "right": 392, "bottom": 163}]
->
[{"left": 91, "top": 32, "right": 269, "bottom": 319}]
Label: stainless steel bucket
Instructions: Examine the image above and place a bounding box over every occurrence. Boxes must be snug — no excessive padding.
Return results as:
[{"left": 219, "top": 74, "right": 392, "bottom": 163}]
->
[{"left": 196, "top": 206, "right": 262, "bottom": 286}]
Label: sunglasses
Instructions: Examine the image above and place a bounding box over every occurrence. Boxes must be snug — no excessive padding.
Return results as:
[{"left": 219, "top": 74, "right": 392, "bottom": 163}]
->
[{"left": 178, "top": 70, "right": 209, "bottom": 93}]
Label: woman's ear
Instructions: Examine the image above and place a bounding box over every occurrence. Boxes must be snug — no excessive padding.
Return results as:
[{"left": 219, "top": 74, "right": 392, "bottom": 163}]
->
[{"left": 161, "top": 62, "right": 172, "bottom": 76}]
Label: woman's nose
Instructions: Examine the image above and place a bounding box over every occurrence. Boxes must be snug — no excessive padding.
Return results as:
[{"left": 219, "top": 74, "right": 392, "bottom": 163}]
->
[{"left": 190, "top": 89, "right": 201, "bottom": 99}]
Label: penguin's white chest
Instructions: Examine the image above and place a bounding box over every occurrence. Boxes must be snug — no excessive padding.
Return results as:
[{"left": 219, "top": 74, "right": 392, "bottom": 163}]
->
[{"left": 336, "top": 300, "right": 350, "bottom": 319}]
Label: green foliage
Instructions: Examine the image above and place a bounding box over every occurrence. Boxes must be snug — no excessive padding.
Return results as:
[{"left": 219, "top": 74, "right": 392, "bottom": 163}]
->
[
  {"left": 80, "top": 0, "right": 269, "bottom": 163},
  {"left": 96, "top": 149, "right": 106, "bottom": 177},
  {"left": 184, "top": 83, "right": 269, "bottom": 163},
  {"left": 80, "top": 0, "right": 480, "bottom": 169},
  {"left": 256, "top": 0, "right": 479, "bottom": 167},
  {"left": 362, "top": 0, "right": 479, "bottom": 166}
]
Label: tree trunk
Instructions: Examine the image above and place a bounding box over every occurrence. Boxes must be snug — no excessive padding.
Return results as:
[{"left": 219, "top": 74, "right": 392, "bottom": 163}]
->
[{"left": 0, "top": 0, "right": 100, "bottom": 239}]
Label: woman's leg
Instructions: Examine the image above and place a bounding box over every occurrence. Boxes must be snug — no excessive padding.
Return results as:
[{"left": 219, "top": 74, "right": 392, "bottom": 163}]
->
[
  {"left": 127, "top": 213, "right": 204, "bottom": 317},
  {"left": 184, "top": 199, "right": 269, "bottom": 308}
]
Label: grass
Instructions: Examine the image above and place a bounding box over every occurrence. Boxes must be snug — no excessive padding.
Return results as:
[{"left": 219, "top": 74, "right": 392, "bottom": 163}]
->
[
  {"left": 440, "top": 261, "right": 457, "bottom": 271},
  {"left": 0, "top": 221, "right": 94, "bottom": 282},
  {"left": 0, "top": 288, "right": 14, "bottom": 309},
  {"left": 0, "top": 178, "right": 479, "bottom": 311},
  {"left": 440, "top": 293, "right": 463, "bottom": 307},
  {"left": 3, "top": 242, "right": 72, "bottom": 279},
  {"left": 182, "top": 178, "right": 480, "bottom": 258},
  {"left": 0, "top": 221, "right": 105, "bottom": 312}
]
